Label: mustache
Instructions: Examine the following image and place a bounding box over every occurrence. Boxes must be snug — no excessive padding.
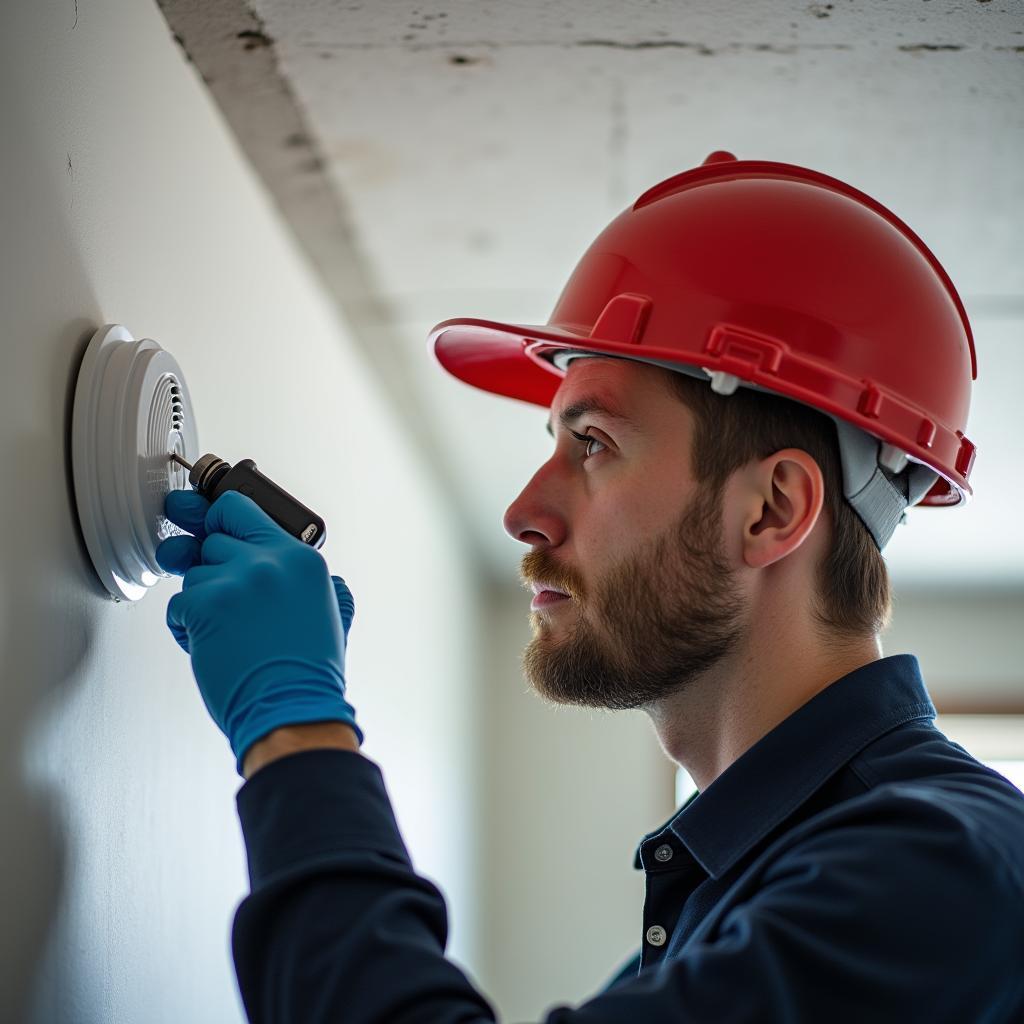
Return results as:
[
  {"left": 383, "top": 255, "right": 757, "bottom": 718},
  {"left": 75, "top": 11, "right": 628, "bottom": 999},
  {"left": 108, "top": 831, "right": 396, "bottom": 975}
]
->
[{"left": 520, "top": 550, "right": 584, "bottom": 601}]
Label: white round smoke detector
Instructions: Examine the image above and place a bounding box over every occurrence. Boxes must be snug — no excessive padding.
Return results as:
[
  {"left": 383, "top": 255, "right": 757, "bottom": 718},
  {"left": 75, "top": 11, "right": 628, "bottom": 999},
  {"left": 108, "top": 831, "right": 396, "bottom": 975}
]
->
[{"left": 72, "top": 324, "right": 200, "bottom": 602}]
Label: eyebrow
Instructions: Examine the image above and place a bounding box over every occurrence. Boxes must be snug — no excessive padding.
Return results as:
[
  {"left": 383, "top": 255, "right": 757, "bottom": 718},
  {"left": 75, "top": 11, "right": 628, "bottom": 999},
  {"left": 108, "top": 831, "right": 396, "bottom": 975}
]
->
[{"left": 545, "top": 395, "right": 638, "bottom": 438}]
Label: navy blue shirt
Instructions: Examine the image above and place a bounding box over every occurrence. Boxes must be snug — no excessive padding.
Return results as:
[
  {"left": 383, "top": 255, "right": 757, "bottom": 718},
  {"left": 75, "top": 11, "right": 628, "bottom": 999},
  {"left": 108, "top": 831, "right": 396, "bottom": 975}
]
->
[{"left": 231, "top": 655, "right": 1024, "bottom": 1022}]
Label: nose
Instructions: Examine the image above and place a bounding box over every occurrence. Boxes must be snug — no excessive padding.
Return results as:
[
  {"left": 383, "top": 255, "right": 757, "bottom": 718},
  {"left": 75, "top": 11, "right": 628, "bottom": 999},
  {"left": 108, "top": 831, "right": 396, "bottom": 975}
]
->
[{"left": 502, "top": 464, "right": 567, "bottom": 549}]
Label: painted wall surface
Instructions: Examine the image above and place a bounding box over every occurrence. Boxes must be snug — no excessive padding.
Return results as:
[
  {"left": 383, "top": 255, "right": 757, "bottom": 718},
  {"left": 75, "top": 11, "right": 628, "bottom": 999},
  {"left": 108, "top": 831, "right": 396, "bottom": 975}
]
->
[
  {"left": 0, "top": 2, "right": 481, "bottom": 1021},
  {"left": 882, "top": 589, "right": 1024, "bottom": 711}
]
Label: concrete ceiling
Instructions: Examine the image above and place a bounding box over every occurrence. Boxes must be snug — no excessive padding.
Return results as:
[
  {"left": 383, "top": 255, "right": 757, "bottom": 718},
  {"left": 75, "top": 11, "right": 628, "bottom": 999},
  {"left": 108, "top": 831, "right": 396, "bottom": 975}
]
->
[{"left": 160, "top": 0, "right": 1024, "bottom": 588}]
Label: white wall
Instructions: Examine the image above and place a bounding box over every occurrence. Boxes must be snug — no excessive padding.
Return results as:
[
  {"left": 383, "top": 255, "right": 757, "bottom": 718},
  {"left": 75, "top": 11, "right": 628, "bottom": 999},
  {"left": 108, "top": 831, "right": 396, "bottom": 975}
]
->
[
  {"left": 883, "top": 588, "right": 1024, "bottom": 710},
  {"left": 0, "top": 2, "right": 481, "bottom": 1021}
]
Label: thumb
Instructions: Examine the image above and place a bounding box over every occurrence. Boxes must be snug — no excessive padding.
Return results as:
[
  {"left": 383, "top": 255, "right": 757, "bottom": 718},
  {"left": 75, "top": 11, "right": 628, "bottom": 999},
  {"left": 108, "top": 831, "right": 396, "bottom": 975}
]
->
[{"left": 331, "top": 575, "right": 355, "bottom": 637}]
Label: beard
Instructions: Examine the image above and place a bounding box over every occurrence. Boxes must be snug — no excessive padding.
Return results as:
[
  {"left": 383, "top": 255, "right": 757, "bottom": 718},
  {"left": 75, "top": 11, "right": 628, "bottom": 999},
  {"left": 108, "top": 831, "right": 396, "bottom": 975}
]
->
[{"left": 519, "top": 483, "right": 746, "bottom": 711}]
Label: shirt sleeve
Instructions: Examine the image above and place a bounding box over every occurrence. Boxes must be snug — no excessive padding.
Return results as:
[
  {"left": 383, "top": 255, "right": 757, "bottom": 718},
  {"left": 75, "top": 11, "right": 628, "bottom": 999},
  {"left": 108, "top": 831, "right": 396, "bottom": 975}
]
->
[{"left": 232, "top": 750, "right": 1024, "bottom": 1024}]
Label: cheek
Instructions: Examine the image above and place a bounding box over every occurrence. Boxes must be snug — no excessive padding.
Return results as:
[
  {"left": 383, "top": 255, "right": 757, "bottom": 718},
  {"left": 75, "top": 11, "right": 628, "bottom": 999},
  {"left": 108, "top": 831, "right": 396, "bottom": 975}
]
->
[
  {"left": 630, "top": 482, "right": 700, "bottom": 541},
  {"left": 574, "top": 502, "right": 667, "bottom": 577},
  {"left": 568, "top": 515, "right": 619, "bottom": 597},
  {"left": 714, "top": 482, "right": 749, "bottom": 562},
  {"left": 574, "top": 464, "right": 697, "bottom": 569}
]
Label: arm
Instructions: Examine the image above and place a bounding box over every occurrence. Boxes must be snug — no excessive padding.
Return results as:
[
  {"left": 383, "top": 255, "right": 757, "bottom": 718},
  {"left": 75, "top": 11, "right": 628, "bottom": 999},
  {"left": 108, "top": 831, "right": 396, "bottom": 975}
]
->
[
  {"left": 231, "top": 749, "right": 499, "bottom": 1024},
  {"left": 242, "top": 722, "right": 361, "bottom": 778}
]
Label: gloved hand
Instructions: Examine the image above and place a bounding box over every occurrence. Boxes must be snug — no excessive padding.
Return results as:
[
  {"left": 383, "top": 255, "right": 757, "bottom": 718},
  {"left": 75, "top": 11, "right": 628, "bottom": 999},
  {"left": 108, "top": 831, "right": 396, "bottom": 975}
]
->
[{"left": 156, "top": 487, "right": 362, "bottom": 774}]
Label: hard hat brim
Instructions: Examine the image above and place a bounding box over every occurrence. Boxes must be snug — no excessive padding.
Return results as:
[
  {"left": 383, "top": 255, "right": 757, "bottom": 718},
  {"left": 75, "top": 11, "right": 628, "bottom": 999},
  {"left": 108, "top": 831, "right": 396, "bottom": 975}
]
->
[{"left": 428, "top": 315, "right": 969, "bottom": 510}]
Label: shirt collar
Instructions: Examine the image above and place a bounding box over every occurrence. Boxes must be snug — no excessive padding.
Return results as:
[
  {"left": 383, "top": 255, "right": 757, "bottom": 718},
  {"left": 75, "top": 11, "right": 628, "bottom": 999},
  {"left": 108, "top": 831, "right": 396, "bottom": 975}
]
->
[{"left": 633, "top": 654, "right": 936, "bottom": 878}]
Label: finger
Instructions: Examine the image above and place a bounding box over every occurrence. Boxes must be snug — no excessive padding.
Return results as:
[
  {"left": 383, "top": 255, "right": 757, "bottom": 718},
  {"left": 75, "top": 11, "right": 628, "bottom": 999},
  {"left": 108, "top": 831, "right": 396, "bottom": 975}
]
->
[
  {"left": 204, "top": 489, "right": 289, "bottom": 545},
  {"left": 182, "top": 564, "right": 222, "bottom": 591},
  {"left": 331, "top": 575, "right": 355, "bottom": 635},
  {"left": 200, "top": 532, "right": 250, "bottom": 566},
  {"left": 166, "top": 589, "right": 194, "bottom": 653},
  {"left": 164, "top": 488, "right": 212, "bottom": 539},
  {"left": 156, "top": 534, "right": 203, "bottom": 576}
]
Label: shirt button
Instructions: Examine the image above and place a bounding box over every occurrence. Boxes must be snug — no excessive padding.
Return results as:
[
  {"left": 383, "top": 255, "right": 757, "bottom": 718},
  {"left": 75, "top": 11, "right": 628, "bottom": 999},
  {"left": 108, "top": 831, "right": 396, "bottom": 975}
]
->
[
  {"left": 654, "top": 843, "right": 674, "bottom": 863},
  {"left": 646, "top": 925, "right": 667, "bottom": 947}
]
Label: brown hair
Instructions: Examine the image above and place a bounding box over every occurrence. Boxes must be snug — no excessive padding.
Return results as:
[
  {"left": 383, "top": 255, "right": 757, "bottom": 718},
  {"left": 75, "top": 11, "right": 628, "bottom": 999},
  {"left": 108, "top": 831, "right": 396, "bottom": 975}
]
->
[{"left": 661, "top": 369, "right": 892, "bottom": 642}]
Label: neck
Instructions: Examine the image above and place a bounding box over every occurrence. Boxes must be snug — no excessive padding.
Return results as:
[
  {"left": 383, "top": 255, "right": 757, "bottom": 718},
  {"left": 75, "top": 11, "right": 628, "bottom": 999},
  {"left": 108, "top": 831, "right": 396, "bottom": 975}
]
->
[{"left": 645, "top": 602, "right": 882, "bottom": 793}]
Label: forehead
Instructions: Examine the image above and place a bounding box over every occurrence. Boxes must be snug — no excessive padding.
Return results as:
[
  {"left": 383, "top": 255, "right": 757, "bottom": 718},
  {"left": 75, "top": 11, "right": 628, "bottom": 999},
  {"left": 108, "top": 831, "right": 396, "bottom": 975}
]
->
[
  {"left": 558, "top": 354, "right": 633, "bottom": 391},
  {"left": 552, "top": 356, "right": 666, "bottom": 408},
  {"left": 546, "top": 358, "right": 624, "bottom": 422},
  {"left": 545, "top": 357, "right": 673, "bottom": 434}
]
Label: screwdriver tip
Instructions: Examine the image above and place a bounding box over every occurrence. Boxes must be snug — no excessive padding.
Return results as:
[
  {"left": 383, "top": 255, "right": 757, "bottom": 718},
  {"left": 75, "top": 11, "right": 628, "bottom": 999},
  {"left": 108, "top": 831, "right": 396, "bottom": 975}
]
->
[{"left": 169, "top": 453, "right": 193, "bottom": 472}]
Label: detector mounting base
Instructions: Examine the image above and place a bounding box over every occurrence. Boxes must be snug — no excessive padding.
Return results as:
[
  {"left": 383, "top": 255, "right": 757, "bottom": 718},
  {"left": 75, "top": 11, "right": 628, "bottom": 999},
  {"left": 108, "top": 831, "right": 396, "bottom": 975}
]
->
[{"left": 71, "top": 324, "right": 200, "bottom": 602}]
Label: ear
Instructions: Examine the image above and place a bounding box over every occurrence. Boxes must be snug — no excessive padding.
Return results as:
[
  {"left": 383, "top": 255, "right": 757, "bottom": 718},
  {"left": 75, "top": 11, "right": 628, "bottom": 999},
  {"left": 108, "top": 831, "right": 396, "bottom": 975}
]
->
[{"left": 740, "top": 449, "right": 825, "bottom": 570}]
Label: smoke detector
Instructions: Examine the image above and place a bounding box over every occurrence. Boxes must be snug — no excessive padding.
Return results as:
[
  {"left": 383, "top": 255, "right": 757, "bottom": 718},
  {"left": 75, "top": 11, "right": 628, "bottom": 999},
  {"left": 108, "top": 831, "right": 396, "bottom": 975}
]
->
[{"left": 72, "top": 324, "right": 200, "bottom": 602}]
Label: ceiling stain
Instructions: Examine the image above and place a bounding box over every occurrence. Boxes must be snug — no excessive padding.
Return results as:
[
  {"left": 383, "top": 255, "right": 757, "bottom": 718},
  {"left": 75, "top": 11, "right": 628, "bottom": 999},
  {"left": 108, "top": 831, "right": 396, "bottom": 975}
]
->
[
  {"left": 237, "top": 28, "right": 273, "bottom": 51},
  {"left": 577, "top": 39, "right": 852, "bottom": 56},
  {"left": 579, "top": 39, "right": 715, "bottom": 55}
]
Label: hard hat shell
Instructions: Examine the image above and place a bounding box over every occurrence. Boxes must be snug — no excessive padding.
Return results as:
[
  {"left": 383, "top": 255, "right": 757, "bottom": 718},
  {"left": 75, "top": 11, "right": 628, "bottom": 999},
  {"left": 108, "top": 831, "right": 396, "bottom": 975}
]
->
[{"left": 429, "top": 151, "right": 976, "bottom": 517}]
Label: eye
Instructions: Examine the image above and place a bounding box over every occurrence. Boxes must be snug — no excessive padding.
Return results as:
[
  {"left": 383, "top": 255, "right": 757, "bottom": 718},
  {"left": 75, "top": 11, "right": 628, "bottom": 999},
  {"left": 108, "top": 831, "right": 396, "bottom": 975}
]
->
[{"left": 569, "top": 429, "right": 608, "bottom": 460}]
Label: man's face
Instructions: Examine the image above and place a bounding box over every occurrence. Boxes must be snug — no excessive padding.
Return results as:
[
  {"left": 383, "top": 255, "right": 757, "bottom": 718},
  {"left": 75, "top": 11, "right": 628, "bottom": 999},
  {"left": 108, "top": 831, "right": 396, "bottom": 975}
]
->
[{"left": 502, "top": 356, "right": 747, "bottom": 711}]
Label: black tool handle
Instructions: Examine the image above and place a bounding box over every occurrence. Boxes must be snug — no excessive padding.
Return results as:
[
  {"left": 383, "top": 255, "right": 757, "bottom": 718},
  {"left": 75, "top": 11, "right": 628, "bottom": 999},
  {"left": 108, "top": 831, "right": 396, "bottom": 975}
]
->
[{"left": 206, "top": 458, "right": 327, "bottom": 549}]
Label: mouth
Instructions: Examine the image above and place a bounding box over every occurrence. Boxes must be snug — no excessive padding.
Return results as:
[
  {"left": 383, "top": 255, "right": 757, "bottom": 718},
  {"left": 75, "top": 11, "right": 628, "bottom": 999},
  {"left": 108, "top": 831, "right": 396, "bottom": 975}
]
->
[{"left": 530, "top": 581, "right": 572, "bottom": 610}]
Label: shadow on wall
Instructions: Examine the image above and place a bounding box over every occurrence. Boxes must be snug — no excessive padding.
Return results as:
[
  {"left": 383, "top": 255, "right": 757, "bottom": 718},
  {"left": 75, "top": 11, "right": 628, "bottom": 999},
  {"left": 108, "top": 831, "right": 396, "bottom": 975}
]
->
[{"left": 0, "top": 318, "right": 106, "bottom": 1020}]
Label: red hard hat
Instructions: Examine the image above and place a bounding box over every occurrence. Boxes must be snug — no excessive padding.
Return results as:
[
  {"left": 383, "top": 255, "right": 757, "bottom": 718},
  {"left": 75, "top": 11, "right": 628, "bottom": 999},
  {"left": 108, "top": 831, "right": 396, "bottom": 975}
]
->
[{"left": 429, "top": 152, "right": 977, "bottom": 549}]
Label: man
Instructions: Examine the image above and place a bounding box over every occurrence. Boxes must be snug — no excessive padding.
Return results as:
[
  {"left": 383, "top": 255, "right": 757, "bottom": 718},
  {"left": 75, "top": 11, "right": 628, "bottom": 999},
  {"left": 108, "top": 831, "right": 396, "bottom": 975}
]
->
[{"left": 157, "top": 152, "right": 1024, "bottom": 1022}]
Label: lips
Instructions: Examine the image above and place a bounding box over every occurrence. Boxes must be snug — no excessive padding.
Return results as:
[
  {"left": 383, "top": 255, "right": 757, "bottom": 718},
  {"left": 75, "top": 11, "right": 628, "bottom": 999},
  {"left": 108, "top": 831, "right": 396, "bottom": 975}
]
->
[
  {"left": 529, "top": 580, "right": 572, "bottom": 611},
  {"left": 531, "top": 581, "right": 569, "bottom": 597}
]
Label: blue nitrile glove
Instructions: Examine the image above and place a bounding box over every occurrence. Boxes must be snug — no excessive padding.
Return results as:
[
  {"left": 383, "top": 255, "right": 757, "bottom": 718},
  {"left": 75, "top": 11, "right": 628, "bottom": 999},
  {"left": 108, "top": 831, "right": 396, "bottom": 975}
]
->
[{"left": 155, "top": 487, "right": 362, "bottom": 774}]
